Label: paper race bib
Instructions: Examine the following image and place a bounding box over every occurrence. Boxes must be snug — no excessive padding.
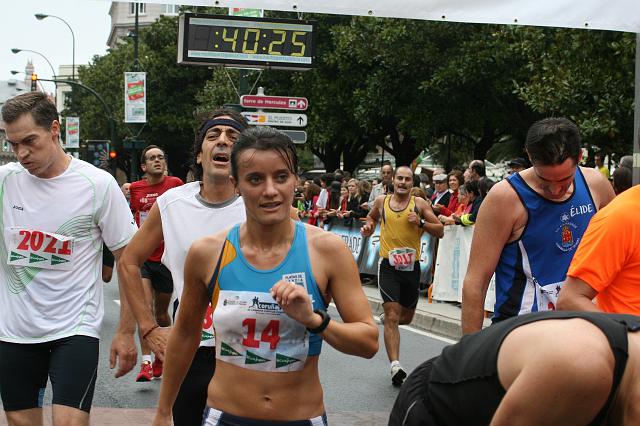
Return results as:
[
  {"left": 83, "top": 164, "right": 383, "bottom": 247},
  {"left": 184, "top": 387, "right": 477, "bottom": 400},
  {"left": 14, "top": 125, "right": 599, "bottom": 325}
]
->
[
  {"left": 6, "top": 227, "right": 75, "bottom": 271},
  {"left": 139, "top": 211, "right": 148, "bottom": 226},
  {"left": 388, "top": 247, "right": 416, "bottom": 271}
]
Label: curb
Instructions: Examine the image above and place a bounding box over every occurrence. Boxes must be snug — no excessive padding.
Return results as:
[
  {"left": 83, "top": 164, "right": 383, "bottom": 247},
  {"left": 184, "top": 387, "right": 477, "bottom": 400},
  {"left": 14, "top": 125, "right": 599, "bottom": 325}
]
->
[{"left": 366, "top": 298, "right": 462, "bottom": 341}]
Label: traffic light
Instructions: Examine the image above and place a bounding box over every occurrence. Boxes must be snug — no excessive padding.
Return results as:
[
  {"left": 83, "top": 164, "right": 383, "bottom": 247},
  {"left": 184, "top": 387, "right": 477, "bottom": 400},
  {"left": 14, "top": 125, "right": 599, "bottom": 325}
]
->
[
  {"left": 109, "top": 150, "right": 117, "bottom": 160},
  {"left": 31, "top": 73, "right": 37, "bottom": 92}
]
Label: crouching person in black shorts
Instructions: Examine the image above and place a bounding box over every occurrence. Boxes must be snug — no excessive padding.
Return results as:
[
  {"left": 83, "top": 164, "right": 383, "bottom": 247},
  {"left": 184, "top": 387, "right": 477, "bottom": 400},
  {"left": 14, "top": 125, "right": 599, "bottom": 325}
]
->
[
  {"left": 0, "top": 93, "right": 138, "bottom": 425},
  {"left": 362, "top": 166, "right": 443, "bottom": 386},
  {"left": 390, "top": 311, "right": 640, "bottom": 425}
]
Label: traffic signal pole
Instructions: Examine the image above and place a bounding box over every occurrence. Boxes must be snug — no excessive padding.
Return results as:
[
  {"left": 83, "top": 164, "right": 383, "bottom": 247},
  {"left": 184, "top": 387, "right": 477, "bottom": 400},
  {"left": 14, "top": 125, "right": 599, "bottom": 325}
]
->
[{"left": 38, "top": 77, "right": 117, "bottom": 175}]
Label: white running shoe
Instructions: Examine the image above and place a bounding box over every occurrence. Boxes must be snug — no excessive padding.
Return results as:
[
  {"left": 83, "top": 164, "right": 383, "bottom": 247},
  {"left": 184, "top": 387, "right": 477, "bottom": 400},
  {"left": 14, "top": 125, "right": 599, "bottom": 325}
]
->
[{"left": 391, "top": 364, "right": 407, "bottom": 386}]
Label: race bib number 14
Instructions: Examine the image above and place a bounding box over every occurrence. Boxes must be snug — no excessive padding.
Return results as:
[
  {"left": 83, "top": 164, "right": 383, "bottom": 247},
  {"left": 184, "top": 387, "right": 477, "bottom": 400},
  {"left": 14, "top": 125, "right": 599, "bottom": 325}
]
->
[{"left": 6, "top": 228, "right": 75, "bottom": 271}]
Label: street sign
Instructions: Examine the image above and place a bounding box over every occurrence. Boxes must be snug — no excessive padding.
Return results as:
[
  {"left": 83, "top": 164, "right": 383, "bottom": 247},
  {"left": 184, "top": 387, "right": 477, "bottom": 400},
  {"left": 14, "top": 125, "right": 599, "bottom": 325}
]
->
[
  {"left": 240, "top": 95, "right": 308, "bottom": 111},
  {"left": 281, "top": 130, "right": 307, "bottom": 144},
  {"left": 241, "top": 112, "right": 307, "bottom": 127}
]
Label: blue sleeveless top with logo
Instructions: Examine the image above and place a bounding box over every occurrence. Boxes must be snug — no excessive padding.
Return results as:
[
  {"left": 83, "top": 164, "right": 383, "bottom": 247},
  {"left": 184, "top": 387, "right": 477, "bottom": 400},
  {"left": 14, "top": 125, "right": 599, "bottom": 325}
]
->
[
  {"left": 210, "top": 221, "right": 327, "bottom": 372},
  {"left": 492, "top": 168, "right": 596, "bottom": 323}
]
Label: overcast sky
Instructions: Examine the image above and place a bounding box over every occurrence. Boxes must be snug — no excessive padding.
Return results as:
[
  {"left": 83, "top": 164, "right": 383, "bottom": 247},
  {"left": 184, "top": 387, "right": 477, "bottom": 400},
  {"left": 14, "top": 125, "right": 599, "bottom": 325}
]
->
[{"left": 0, "top": 0, "right": 112, "bottom": 92}]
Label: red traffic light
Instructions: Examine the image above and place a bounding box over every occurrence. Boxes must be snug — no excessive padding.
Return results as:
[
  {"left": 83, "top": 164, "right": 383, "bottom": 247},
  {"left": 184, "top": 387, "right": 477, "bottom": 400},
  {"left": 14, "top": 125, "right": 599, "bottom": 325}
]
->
[{"left": 109, "top": 151, "right": 117, "bottom": 159}]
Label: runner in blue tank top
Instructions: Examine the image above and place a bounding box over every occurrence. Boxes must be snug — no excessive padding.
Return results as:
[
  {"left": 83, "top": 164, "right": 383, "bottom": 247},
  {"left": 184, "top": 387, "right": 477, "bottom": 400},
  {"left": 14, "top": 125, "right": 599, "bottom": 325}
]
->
[
  {"left": 154, "top": 126, "right": 378, "bottom": 426},
  {"left": 461, "top": 118, "right": 615, "bottom": 335}
]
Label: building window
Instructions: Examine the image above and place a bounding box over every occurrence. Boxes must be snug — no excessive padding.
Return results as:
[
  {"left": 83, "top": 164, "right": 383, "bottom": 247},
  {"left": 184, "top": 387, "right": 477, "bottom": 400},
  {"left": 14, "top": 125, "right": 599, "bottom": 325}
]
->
[
  {"left": 129, "top": 2, "right": 146, "bottom": 15},
  {"left": 162, "top": 4, "right": 179, "bottom": 15}
]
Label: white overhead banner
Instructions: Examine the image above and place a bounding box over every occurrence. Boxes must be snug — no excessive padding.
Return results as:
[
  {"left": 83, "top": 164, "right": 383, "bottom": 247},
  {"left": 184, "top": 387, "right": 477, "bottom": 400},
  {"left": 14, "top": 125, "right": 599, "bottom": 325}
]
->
[{"left": 108, "top": 0, "right": 640, "bottom": 33}]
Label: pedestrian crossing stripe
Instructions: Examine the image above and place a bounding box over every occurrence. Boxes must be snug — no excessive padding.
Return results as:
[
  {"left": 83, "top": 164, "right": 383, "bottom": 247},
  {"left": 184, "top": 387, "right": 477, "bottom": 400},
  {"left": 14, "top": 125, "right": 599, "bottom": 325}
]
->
[
  {"left": 245, "top": 350, "right": 270, "bottom": 364},
  {"left": 30, "top": 253, "right": 47, "bottom": 263},
  {"left": 275, "top": 353, "right": 300, "bottom": 368},
  {"left": 201, "top": 331, "right": 214, "bottom": 341},
  {"left": 10, "top": 251, "right": 26, "bottom": 262},
  {"left": 220, "top": 342, "right": 242, "bottom": 356},
  {"left": 51, "top": 255, "right": 69, "bottom": 266}
]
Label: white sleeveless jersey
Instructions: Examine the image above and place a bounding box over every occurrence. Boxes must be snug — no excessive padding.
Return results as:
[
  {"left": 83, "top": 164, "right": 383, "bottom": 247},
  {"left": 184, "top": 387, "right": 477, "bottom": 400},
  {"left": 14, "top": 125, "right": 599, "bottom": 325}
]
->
[
  {"left": 157, "top": 182, "right": 246, "bottom": 347},
  {"left": 0, "top": 159, "right": 136, "bottom": 343}
]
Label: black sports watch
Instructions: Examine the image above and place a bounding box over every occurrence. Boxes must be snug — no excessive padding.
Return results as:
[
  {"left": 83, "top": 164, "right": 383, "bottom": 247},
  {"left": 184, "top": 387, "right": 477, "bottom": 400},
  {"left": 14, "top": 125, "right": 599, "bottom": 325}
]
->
[
  {"left": 419, "top": 218, "right": 426, "bottom": 228},
  {"left": 307, "top": 309, "right": 331, "bottom": 334}
]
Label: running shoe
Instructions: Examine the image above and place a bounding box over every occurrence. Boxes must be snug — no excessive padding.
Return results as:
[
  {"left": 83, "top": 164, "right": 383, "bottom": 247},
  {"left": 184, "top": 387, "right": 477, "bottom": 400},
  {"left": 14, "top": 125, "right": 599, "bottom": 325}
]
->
[
  {"left": 136, "top": 361, "right": 153, "bottom": 382},
  {"left": 391, "top": 364, "right": 407, "bottom": 386},
  {"left": 152, "top": 358, "right": 163, "bottom": 378}
]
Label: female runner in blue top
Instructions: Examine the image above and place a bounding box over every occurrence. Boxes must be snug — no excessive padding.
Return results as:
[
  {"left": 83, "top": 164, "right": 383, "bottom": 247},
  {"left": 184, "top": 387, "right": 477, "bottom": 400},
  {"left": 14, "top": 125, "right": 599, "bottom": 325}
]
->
[{"left": 153, "top": 126, "right": 378, "bottom": 426}]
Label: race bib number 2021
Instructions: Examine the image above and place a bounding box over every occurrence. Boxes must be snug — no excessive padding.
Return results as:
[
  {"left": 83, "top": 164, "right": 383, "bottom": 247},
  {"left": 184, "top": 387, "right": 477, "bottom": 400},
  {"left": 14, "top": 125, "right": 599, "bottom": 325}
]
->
[{"left": 6, "top": 228, "right": 75, "bottom": 271}]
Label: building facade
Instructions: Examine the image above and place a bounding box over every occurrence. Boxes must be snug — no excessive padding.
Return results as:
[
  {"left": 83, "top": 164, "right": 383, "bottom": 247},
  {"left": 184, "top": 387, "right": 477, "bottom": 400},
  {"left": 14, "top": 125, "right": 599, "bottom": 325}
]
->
[{"left": 107, "top": 2, "right": 179, "bottom": 49}]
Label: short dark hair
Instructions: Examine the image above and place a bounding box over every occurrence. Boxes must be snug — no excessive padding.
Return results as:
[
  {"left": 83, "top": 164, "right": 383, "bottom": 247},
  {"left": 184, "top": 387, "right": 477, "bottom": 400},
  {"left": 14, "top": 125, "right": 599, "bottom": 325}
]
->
[
  {"left": 470, "top": 160, "right": 485, "bottom": 177},
  {"left": 478, "top": 177, "right": 495, "bottom": 199},
  {"left": 463, "top": 180, "right": 481, "bottom": 197},
  {"left": 1, "top": 92, "right": 58, "bottom": 130},
  {"left": 320, "top": 173, "right": 334, "bottom": 185},
  {"left": 525, "top": 117, "right": 581, "bottom": 166},
  {"left": 230, "top": 126, "right": 298, "bottom": 181},
  {"left": 613, "top": 166, "right": 632, "bottom": 195},
  {"left": 140, "top": 144, "right": 165, "bottom": 164},
  {"left": 192, "top": 107, "right": 248, "bottom": 180}
]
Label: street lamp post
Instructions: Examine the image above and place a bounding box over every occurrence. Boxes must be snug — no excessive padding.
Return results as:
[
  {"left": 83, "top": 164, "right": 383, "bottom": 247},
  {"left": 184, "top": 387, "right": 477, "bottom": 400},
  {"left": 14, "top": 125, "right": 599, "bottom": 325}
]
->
[
  {"left": 10, "top": 48, "right": 57, "bottom": 95},
  {"left": 35, "top": 13, "right": 75, "bottom": 81}
]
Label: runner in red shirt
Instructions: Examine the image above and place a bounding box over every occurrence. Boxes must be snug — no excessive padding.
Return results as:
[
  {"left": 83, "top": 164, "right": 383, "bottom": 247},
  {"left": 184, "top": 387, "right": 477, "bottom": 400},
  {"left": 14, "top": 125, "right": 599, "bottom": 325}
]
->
[{"left": 129, "top": 145, "right": 183, "bottom": 382}]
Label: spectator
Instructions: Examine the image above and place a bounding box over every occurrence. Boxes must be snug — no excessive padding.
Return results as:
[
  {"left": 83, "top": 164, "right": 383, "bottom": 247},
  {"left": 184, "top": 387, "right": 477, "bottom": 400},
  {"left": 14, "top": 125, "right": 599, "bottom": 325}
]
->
[
  {"left": 359, "top": 179, "right": 371, "bottom": 201},
  {"left": 478, "top": 176, "right": 495, "bottom": 200},
  {"left": 619, "top": 155, "right": 633, "bottom": 169},
  {"left": 340, "top": 179, "right": 368, "bottom": 227},
  {"left": 439, "top": 180, "right": 481, "bottom": 226},
  {"left": 410, "top": 187, "right": 427, "bottom": 200},
  {"left": 507, "top": 157, "right": 527, "bottom": 175},
  {"left": 365, "top": 161, "right": 393, "bottom": 210},
  {"left": 322, "top": 180, "right": 343, "bottom": 226},
  {"left": 464, "top": 160, "right": 485, "bottom": 182},
  {"left": 304, "top": 182, "right": 322, "bottom": 226},
  {"left": 430, "top": 173, "right": 451, "bottom": 215},
  {"left": 613, "top": 166, "right": 632, "bottom": 195},
  {"left": 437, "top": 170, "right": 464, "bottom": 216},
  {"left": 594, "top": 152, "right": 610, "bottom": 180}
]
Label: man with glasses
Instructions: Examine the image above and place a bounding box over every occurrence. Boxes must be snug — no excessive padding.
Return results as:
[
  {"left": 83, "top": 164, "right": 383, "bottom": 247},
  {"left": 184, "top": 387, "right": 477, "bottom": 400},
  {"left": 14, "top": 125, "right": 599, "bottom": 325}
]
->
[
  {"left": 0, "top": 92, "right": 137, "bottom": 425},
  {"left": 430, "top": 173, "right": 451, "bottom": 215},
  {"left": 128, "top": 145, "right": 183, "bottom": 382}
]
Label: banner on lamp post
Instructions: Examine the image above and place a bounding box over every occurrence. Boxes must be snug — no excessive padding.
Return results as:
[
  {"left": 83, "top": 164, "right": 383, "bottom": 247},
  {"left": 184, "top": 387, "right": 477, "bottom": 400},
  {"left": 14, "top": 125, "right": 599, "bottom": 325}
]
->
[
  {"left": 124, "top": 72, "right": 146, "bottom": 123},
  {"left": 65, "top": 117, "right": 80, "bottom": 149}
]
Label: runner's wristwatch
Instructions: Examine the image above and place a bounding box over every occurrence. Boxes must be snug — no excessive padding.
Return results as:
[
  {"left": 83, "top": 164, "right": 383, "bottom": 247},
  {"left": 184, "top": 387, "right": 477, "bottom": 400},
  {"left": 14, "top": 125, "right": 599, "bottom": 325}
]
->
[
  {"left": 419, "top": 218, "right": 426, "bottom": 228},
  {"left": 307, "top": 309, "right": 330, "bottom": 334}
]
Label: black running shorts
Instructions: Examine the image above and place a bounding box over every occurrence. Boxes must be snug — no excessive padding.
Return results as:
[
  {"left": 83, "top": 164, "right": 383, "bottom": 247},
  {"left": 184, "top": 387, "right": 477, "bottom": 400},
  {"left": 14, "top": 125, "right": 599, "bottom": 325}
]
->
[
  {"left": 378, "top": 258, "right": 420, "bottom": 309},
  {"left": 389, "top": 357, "right": 438, "bottom": 426},
  {"left": 0, "top": 335, "right": 99, "bottom": 413},
  {"left": 173, "top": 346, "right": 216, "bottom": 426},
  {"left": 141, "top": 260, "right": 174, "bottom": 294}
]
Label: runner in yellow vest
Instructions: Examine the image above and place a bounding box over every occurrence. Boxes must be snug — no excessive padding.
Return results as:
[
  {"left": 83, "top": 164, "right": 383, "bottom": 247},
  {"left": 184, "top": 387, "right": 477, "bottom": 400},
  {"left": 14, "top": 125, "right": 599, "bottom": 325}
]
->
[{"left": 361, "top": 165, "right": 443, "bottom": 385}]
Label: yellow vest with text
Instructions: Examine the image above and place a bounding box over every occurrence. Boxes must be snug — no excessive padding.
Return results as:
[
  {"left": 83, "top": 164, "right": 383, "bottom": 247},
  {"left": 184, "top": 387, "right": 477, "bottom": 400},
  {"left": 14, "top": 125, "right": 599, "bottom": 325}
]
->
[{"left": 379, "top": 195, "right": 422, "bottom": 259}]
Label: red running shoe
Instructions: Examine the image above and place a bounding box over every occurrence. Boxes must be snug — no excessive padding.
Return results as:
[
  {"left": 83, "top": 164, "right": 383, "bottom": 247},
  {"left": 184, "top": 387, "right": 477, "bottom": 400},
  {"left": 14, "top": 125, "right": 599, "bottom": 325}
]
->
[
  {"left": 152, "top": 358, "right": 163, "bottom": 378},
  {"left": 136, "top": 361, "right": 153, "bottom": 382}
]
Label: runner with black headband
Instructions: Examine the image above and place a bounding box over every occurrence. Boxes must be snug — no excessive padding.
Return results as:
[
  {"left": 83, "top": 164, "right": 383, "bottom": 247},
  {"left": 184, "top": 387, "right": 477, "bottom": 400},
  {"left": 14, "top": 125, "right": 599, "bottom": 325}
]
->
[{"left": 119, "top": 108, "right": 249, "bottom": 425}]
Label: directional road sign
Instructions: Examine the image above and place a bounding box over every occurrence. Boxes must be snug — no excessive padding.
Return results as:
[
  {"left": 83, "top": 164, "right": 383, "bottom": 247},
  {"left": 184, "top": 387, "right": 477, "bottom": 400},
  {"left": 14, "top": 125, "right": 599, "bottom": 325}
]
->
[
  {"left": 240, "top": 95, "right": 308, "bottom": 111},
  {"left": 241, "top": 112, "right": 307, "bottom": 127},
  {"left": 281, "top": 130, "right": 307, "bottom": 144}
]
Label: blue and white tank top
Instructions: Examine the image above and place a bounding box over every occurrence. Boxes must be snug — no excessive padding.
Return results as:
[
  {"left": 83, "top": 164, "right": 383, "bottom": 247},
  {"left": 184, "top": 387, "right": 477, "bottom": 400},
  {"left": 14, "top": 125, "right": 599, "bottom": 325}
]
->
[
  {"left": 493, "top": 168, "right": 596, "bottom": 322},
  {"left": 210, "top": 221, "right": 327, "bottom": 372}
]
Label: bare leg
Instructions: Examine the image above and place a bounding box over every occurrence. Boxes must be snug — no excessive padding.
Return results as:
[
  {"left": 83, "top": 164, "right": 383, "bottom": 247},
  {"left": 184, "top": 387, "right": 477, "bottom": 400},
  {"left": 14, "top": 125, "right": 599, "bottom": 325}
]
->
[
  {"left": 52, "top": 404, "right": 89, "bottom": 426},
  {"left": 383, "top": 302, "right": 403, "bottom": 362},
  {"left": 139, "top": 278, "right": 154, "bottom": 358},
  {"left": 5, "top": 408, "right": 43, "bottom": 426},
  {"left": 153, "top": 291, "right": 172, "bottom": 328}
]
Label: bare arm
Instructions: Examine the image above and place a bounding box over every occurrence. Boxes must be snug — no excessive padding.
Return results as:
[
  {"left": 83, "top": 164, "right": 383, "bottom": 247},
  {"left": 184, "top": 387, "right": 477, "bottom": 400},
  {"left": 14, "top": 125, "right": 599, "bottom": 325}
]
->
[
  {"left": 415, "top": 197, "right": 444, "bottom": 238},
  {"left": 556, "top": 276, "right": 600, "bottom": 312},
  {"left": 117, "top": 203, "right": 167, "bottom": 356},
  {"left": 109, "top": 245, "right": 138, "bottom": 377},
  {"left": 461, "top": 182, "right": 519, "bottom": 335},
  {"left": 582, "top": 167, "right": 615, "bottom": 210},
  {"left": 272, "top": 230, "right": 378, "bottom": 358},
  {"left": 360, "top": 195, "right": 383, "bottom": 237},
  {"left": 154, "top": 237, "right": 217, "bottom": 421}
]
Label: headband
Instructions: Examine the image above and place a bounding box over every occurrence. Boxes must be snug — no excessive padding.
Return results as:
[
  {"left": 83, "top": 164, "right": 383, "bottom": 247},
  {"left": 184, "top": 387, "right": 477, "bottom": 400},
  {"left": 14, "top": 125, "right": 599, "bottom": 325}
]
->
[{"left": 198, "top": 118, "right": 247, "bottom": 142}]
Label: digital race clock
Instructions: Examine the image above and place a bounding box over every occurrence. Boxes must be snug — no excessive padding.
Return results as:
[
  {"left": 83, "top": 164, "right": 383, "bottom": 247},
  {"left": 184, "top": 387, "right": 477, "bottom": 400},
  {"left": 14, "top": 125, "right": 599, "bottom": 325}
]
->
[{"left": 178, "top": 13, "right": 316, "bottom": 70}]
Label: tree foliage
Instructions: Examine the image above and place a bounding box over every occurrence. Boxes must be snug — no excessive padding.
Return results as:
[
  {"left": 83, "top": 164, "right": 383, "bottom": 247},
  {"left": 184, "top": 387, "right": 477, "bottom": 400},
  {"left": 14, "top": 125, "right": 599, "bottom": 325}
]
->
[{"left": 67, "top": 11, "right": 636, "bottom": 178}]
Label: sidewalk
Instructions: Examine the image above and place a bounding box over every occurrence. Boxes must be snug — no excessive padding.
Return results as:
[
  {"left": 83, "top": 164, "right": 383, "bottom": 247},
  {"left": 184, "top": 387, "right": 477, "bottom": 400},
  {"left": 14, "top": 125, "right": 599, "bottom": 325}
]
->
[{"left": 361, "top": 284, "right": 492, "bottom": 341}]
